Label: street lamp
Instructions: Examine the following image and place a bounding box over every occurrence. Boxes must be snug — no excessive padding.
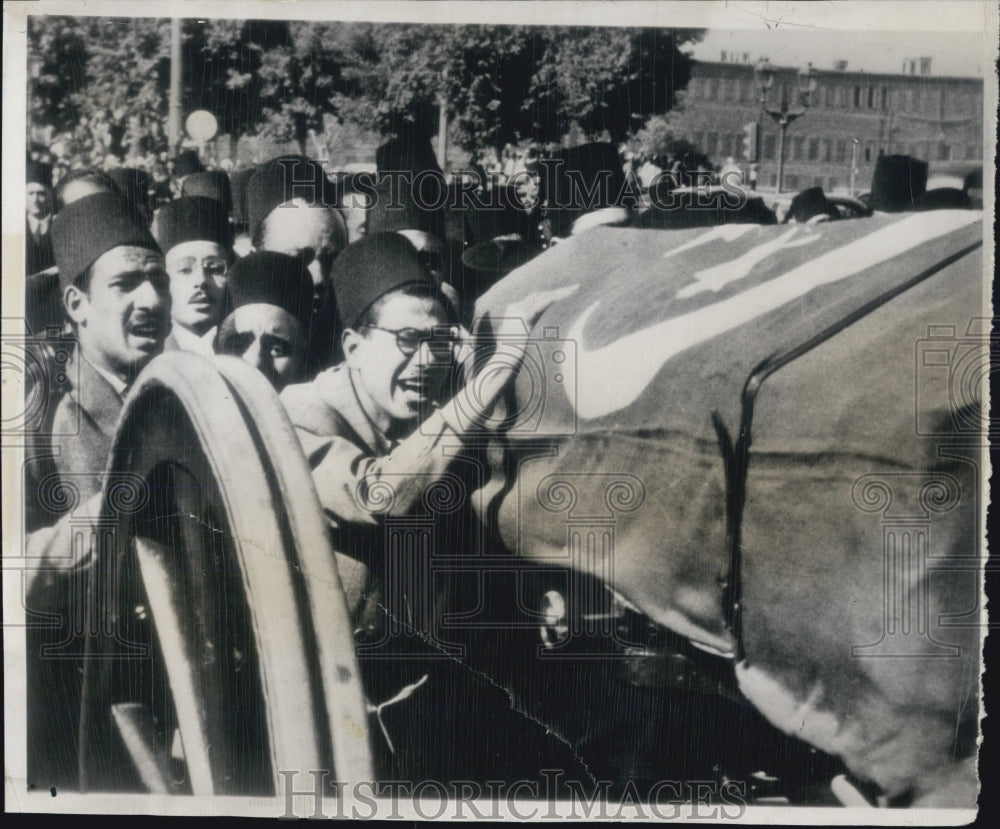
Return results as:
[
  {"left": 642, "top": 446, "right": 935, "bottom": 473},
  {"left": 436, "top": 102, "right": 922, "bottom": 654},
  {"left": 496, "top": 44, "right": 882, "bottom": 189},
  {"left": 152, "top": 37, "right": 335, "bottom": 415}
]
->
[{"left": 754, "top": 60, "right": 818, "bottom": 193}]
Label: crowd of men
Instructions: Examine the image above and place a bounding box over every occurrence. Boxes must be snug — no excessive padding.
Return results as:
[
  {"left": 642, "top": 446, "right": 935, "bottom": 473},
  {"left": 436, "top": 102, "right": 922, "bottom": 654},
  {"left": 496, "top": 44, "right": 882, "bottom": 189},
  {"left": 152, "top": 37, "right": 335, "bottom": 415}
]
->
[
  {"left": 22, "top": 137, "right": 592, "bottom": 792},
  {"left": 20, "top": 133, "right": 977, "bottom": 793}
]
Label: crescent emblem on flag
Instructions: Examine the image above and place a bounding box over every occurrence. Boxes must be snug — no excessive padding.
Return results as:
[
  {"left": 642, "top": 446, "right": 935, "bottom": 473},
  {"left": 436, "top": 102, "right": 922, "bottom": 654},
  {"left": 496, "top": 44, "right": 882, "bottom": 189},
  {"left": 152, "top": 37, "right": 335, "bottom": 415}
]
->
[{"left": 561, "top": 211, "right": 980, "bottom": 420}]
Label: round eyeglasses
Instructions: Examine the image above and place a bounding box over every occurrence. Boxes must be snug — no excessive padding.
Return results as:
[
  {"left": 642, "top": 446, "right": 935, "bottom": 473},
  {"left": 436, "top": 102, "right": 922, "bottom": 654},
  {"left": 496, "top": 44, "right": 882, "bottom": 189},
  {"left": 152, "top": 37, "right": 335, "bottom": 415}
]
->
[{"left": 361, "top": 324, "right": 459, "bottom": 359}]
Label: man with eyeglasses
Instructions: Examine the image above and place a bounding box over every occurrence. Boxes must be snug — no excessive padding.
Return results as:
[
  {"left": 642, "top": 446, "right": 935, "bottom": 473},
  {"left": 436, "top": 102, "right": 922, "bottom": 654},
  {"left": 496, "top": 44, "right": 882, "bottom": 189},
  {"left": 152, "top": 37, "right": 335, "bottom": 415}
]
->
[
  {"left": 280, "top": 231, "right": 575, "bottom": 780},
  {"left": 152, "top": 196, "right": 232, "bottom": 356}
]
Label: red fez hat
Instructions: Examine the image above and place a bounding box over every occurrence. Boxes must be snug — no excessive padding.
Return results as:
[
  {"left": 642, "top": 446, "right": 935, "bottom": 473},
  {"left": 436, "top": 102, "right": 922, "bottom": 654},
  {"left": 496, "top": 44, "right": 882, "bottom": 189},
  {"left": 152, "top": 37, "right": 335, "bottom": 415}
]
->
[
  {"left": 221, "top": 251, "right": 315, "bottom": 330},
  {"left": 152, "top": 196, "right": 232, "bottom": 254},
  {"left": 331, "top": 232, "right": 439, "bottom": 329},
  {"left": 27, "top": 161, "right": 53, "bottom": 189},
  {"left": 51, "top": 192, "right": 160, "bottom": 291},
  {"left": 173, "top": 149, "right": 205, "bottom": 179},
  {"left": 247, "top": 155, "right": 339, "bottom": 238},
  {"left": 181, "top": 171, "right": 233, "bottom": 217}
]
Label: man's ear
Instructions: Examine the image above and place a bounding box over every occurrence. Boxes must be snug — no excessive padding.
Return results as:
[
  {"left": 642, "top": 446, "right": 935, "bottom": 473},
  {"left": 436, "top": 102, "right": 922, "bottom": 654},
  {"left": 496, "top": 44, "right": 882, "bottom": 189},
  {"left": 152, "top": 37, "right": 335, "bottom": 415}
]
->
[
  {"left": 63, "top": 284, "right": 88, "bottom": 327},
  {"left": 342, "top": 328, "right": 362, "bottom": 367}
]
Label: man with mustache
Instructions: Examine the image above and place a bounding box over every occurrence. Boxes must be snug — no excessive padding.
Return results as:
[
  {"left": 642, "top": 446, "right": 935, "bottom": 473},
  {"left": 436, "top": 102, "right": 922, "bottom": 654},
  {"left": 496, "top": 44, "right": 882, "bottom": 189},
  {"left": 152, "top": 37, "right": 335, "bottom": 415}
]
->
[
  {"left": 153, "top": 196, "right": 232, "bottom": 356},
  {"left": 280, "top": 232, "right": 575, "bottom": 781},
  {"left": 24, "top": 191, "right": 169, "bottom": 789}
]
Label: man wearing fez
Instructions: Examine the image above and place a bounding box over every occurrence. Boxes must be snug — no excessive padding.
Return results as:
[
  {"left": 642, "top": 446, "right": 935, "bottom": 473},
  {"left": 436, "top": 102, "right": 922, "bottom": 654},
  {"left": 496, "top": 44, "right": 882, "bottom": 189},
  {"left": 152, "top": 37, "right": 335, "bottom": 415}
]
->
[
  {"left": 26, "top": 161, "right": 55, "bottom": 275},
  {"left": 214, "top": 251, "right": 315, "bottom": 391},
  {"left": 280, "top": 232, "right": 573, "bottom": 778},
  {"left": 24, "top": 192, "right": 169, "bottom": 789},
  {"left": 152, "top": 196, "right": 233, "bottom": 356},
  {"left": 248, "top": 155, "right": 348, "bottom": 296}
]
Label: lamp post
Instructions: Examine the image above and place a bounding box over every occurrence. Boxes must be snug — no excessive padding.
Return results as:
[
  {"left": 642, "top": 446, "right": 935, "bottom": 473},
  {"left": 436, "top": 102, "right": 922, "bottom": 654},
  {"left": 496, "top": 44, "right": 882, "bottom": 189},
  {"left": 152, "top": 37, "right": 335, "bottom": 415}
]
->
[{"left": 754, "top": 60, "right": 818, "bottom": 193}]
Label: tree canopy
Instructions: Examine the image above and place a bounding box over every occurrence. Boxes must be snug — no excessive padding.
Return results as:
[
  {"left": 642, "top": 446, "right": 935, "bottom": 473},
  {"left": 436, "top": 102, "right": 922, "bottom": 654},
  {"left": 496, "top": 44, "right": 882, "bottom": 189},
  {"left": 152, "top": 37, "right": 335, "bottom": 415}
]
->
[{"left": 27, "top": 16, "right": 703, "bottom": 170}]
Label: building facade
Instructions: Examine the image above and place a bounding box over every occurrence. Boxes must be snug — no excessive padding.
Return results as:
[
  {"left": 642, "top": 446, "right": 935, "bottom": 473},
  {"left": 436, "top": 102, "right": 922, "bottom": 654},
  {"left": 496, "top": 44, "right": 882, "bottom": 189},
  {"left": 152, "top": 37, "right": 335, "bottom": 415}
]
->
[{"left": 671, "top": 56, "right": 984, "bottom": 194}]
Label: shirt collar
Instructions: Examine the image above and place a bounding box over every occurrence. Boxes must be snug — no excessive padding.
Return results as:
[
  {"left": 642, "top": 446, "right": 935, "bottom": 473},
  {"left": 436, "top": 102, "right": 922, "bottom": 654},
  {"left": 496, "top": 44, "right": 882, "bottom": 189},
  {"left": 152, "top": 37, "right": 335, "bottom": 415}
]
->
[
  {"left": 80, "top": 353, "right": 129, "bottom": 398},
  {"left": 27, "top": 215, "right": 50, "bottom": 235},
  {"left": 170, "top": 323, "right": 217, "bottom": 357}
]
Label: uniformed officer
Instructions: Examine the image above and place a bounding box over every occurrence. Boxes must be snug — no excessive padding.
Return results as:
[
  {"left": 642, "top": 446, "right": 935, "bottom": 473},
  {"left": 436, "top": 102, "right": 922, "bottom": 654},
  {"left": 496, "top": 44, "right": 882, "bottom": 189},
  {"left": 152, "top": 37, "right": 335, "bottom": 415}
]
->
[
  {"left": 152, "top": 196, "right": 233, "bottom": 355},
  {"left": 214, "top": 251, "right": 315, "bottom": 391}
]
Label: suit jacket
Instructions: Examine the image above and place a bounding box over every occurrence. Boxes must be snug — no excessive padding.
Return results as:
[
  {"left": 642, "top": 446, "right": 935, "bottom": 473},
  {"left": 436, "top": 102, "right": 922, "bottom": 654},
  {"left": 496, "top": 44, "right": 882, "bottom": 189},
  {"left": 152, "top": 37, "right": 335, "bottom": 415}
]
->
[
  {"left": 24, "top": 349, "right": 124, "bottom": 791},
  {"left": 26, "top": 218, "right": 55, "bottom": 276}
]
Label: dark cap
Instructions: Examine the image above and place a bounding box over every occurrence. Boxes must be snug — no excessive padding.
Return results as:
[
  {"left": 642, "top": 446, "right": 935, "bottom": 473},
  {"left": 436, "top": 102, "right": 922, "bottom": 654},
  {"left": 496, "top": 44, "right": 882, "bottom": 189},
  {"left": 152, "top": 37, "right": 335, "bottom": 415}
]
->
[
  {"left": 221, "top": 251, "right": 315, "bottom": 330},
  {"left": 540, "top": 142, "right": 626, "bottom": 236},
  {"left": 229, "top": 166, "right": 256, "bottom": 227},
  {"left": 152, "top": 196, "right": 232, "bottom": 254},
  {"left": 461, "top": 236, "right": 537, "bottom": 278},
  {"left": 27, "top": 161, "right": 53, "bottom": 189},
  {"left": 173, "top": 149, "right": 205, "bottom": 179},
  {"left": 247, "top": 155, "right": 339, "bottom": 238},
  {"left": 51, "top": 192, "right": 160, "bottom": 290},
  {"left": 375, "top": 132, "right": 441, "bottom": 176},
  {"left": 365, "top": 174, "right": 447, "bottom": 241},
  {"left": 785, "top": 186, "right": 831, "bottom": 223},
  {"left": 870, "top": 154, "right": 928, "bottom": 213},
  {"left": 181, "top": 171, "right": 233, "bottom": 217},
  {"left": 331, "top": 232, "right": 439, "bottom": 329},
  {"left": 107, "top": 167, "right": 152, "bottom": 218},
  {"left": 463, "top": 185, "right": 535, "bottom": 246}
]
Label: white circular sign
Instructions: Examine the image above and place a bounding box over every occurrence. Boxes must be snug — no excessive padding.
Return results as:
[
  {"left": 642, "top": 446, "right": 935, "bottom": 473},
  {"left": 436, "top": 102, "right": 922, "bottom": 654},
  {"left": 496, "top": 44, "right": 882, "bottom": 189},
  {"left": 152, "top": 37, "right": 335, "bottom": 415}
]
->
[{"left": 185, "top": 110, "right": 218, "bottom": 143}]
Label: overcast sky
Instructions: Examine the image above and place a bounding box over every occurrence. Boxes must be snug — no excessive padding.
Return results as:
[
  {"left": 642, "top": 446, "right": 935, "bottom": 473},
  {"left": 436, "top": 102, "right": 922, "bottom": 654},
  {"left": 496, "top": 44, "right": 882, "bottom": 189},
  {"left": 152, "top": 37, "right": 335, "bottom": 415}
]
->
[{"left": 689, "top": 29, "right": 986, "bottom": 78}]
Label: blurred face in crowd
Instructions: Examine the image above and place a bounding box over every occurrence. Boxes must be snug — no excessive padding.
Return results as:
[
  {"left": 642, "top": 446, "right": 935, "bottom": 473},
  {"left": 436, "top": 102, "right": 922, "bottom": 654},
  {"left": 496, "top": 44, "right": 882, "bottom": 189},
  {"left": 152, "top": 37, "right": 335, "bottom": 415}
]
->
[
  {"left": 215, "top": 303, "right": 306, "bottom": 391},
  {"left": 26, "top": 183, "right": 51, "bottom": 220},
  {"left": 259, "top": 199, "right": 348, "bottom": 289},
  {"left": 165, "top": 240, "right": 229, "bottom": 336},
  {"left": 343, "top": 290, "right": 454, "bottom": 431},
  {"left": 64, "top": 245, "right": 170, "bottom": 381}
]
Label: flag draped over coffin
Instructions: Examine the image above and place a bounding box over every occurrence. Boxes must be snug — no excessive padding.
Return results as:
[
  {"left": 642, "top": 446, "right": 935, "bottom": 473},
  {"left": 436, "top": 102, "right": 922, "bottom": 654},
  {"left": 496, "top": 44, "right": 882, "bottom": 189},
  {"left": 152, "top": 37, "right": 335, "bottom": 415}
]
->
[{"left": 472, "top": 211, "right": 985, "bottom": 671}]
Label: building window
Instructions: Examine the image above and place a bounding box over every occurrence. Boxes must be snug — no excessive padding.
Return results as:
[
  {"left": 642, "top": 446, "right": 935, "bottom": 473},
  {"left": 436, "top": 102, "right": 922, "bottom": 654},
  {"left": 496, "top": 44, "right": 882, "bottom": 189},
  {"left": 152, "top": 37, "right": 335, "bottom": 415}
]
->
[
  {"left": 707, "top": 79, "right": 717, "bottom": 101},
  {"left": 792, "top": 136, "right": 805, "bottom": 161},
  {"left": 881, "top": 87, "right": 888, "bottom": 109},
  {"left": 867, "top": 87, "right": 875, "bottom": 108},
  {"left": 706, "top": 132, "right": 718, "bottom": 155},
  {"left": 966, "top": 144, "right": 977, "bottom": 160},
  {"left": 834, "top": 139, "right": 846, "bottom": 163},
  {"left": 763, "top": 134, "right": 777, "bottom": 161},
  {"left": 864, "top": 145, "right": 872, "bottom": 163},
  {"left": 731, "top": 78, "right": 741, "bottom": 102},
  {"left": 718, "top": 79, "right": 729, "bottom": 101},
  {"left": 769, "top": 173, "right": 778, "bottom": 188},
  {"left": 828, "top": 177, "right": 838, "bottom": 191},
  {"left": 785, "top": 174, "right": 799, "bottom": 190},
  {"left": 853, "top": 86, "right": 861, "bottom": 107},
  {"left": 822, "top": 138, "right": 832, "bottom": 162},
  {"left": 938, "top": 143, "right": 950, "bottom": 161},
  {"left": 813, "top": 176, "right": 824, "bottom": 188},
  {"left": 808, "top": 138, "right": 820, "bottom": 161}
]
